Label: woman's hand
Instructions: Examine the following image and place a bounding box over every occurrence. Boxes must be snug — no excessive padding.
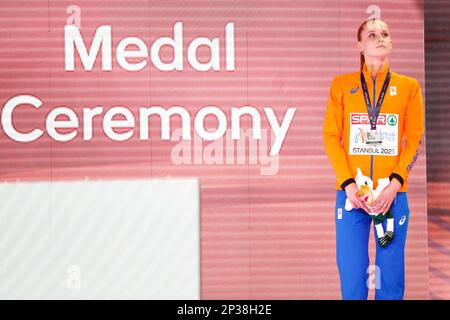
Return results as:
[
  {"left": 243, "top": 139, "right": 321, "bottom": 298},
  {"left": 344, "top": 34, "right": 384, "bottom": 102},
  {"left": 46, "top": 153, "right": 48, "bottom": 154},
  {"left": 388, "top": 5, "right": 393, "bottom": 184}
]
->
[
  {"left": 369, "top": 179, "right": 402, "bottom": 215},
  {"left": 345, "top": 183, "right": 370, "bottom": 213}
]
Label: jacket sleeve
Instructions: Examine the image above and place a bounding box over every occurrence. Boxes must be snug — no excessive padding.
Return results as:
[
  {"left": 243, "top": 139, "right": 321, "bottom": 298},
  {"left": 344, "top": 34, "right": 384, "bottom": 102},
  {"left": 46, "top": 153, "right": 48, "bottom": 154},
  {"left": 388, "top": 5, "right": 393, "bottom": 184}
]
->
[
  {"left": 323, "top": 77, "right": 354, "bottom": 189},
  {"left": 390, "top": 79, "right": 425, "bottom": 185}
]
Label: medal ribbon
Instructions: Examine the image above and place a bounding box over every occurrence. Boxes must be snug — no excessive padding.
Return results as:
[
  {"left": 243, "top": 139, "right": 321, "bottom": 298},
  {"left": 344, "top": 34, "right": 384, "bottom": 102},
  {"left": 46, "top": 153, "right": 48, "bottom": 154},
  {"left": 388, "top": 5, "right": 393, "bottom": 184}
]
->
[{"left": 360, "top": 70, "right": 391, "bottom": 130}]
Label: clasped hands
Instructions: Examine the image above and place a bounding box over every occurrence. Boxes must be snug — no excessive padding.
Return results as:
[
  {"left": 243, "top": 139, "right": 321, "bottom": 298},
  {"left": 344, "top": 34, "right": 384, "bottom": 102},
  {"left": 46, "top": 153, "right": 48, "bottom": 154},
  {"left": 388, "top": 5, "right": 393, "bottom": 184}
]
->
[{"left": 345, "top": 179, "right": 401, "bottom": 215}]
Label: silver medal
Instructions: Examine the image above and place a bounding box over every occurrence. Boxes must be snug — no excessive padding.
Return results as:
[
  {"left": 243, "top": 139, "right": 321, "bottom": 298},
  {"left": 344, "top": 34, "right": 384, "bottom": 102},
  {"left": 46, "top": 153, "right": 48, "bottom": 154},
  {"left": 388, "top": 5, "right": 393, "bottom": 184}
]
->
[{"left": 366, "top": 129, "right": 382, "bottom": 145}]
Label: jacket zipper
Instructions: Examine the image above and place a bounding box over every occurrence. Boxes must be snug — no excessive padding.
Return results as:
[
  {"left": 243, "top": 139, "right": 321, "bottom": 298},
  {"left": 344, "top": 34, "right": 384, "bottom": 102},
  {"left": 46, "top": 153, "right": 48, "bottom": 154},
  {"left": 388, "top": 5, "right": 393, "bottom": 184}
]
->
[{"left": 370, "top": 77, "right": 376, "bottom": 181}]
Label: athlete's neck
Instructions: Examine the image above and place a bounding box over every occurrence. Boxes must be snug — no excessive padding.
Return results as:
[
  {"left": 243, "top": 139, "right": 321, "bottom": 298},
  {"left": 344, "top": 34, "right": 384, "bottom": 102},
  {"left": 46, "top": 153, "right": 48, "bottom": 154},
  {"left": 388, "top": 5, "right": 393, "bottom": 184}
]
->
[{"left": 365, "top": 57, "right": 389, "bottom": 81}]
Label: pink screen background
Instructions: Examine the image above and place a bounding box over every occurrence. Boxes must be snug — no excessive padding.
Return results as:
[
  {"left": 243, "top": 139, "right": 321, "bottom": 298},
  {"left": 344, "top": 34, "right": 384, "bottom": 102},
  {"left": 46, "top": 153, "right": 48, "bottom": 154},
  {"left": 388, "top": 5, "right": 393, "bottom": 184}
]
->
[{"left": 0, "top": 0, "right": 427, "bottom": 299}]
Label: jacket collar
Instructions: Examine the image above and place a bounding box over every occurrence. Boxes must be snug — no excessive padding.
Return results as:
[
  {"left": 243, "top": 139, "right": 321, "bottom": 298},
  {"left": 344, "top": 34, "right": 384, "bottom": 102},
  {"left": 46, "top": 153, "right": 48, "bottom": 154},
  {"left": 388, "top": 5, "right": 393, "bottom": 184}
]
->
[{"left": 362, "top": 62, "right": 390, "bottom": 83}]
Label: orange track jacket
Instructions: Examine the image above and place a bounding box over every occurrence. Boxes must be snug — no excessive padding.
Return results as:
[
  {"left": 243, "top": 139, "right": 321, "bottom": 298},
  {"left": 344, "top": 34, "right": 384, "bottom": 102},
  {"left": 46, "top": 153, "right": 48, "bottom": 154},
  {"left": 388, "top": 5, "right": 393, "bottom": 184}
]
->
[{"left": 323, "top": 63, "right": 424, "bottom": 192}]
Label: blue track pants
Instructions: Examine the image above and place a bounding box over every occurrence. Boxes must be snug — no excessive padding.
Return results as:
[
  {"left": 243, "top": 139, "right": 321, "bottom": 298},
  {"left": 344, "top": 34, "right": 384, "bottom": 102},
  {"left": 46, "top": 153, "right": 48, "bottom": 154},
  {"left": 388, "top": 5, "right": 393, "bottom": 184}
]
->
[{"left": 335, "top": 190, "right": 410, "bottom": 300}]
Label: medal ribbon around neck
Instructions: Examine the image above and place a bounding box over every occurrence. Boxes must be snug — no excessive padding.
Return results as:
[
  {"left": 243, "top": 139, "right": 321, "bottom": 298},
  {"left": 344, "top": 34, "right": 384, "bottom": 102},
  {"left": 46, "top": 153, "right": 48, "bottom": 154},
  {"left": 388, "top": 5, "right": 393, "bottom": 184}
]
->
[{"left": 360, "top": 70, "right": 391, "bottom": 130}]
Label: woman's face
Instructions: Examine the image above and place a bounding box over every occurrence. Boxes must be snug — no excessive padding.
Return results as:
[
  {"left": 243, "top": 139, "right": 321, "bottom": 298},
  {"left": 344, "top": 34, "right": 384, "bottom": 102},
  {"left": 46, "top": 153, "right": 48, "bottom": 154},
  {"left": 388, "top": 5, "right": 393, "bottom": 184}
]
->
[{"left": 358, "top": 20, "right": 392, "bottom": 59}]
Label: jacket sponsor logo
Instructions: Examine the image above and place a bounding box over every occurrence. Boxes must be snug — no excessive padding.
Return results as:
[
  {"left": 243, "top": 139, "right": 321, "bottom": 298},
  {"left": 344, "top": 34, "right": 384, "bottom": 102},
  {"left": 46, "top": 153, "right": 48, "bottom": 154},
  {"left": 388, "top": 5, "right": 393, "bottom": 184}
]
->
[
  {"left": 399, "top": 215, "right": 407, "bottom": 226},
  {"left": 390, "top": 86, "right": 397, "bottom": 96},
  {"left": 350, "top": 86, "right": 359, "bottom": 94},
  {"left": 407, "top": 150, "right": 419, "bottom": 172}
]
